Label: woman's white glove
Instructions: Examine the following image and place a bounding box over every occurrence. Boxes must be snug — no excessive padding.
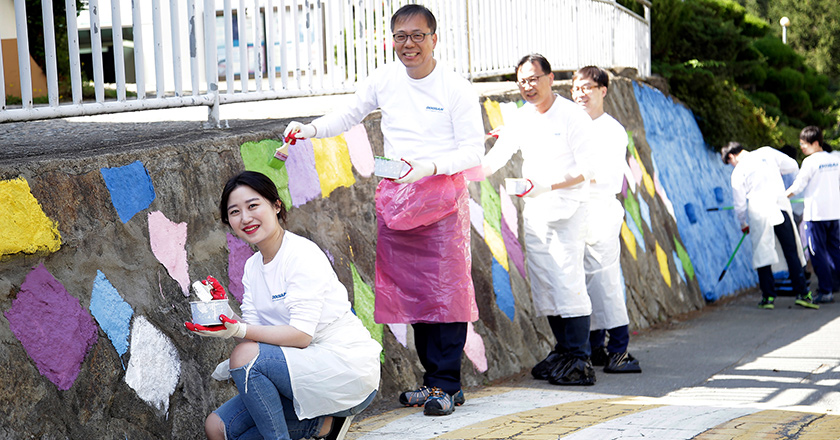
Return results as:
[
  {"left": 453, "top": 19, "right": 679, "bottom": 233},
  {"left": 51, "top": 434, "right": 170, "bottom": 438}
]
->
[
  {"left": 283, "top": 121, "right": 317, "bottom": 141},
  {"left": 185, "top": 314, "right": 247, "bottom": 339},
  {"left": 517, "top": 178, "right": 551, "bottom": 198},
  {"left": 395, "top": 158, "right": 436, "bottom": 184}
]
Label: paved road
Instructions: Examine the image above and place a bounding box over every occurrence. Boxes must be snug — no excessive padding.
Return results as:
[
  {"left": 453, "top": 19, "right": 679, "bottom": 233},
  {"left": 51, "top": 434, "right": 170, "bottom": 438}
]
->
[{"left": 348, "top": 292, "right": 840, "bottom": 439}]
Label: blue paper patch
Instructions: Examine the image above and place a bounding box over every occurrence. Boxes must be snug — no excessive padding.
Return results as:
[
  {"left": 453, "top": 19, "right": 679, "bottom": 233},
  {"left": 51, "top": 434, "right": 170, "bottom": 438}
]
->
[
  {"left": 492, "top": 257, "right": 515, "bottom": 321},
  {"left": 638, "top": 193, "right": 651, "bottom": 229},
  {"left": 90, "top": 270, "right": 134, "bottom": 357},
  {"left": 100, "top": 161, "right": 156, "bottom": 223}
]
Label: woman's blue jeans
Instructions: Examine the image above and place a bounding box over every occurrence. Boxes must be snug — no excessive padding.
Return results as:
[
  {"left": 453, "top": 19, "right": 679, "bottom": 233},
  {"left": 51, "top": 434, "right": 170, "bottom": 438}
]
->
[{"left": 214, "top": 343, "right": 376, "bottom": 440}]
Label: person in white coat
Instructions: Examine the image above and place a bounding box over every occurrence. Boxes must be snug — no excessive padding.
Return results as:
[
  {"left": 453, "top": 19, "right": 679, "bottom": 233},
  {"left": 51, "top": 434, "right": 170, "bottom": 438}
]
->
[
  {"left": 786, "top": 126, "right": 840, "bottom": 304},
  {"left": 189, "top": 171, "right": 381, "bottom": 440},
  {"left": 484, "top": 54, "right": 597, "bottom": 386},
  {"left": 571, "top": 66, "right": 641, "bottom": 374},
  {"left": 722, "top": 143, "right": 818, "bottom": 309}
]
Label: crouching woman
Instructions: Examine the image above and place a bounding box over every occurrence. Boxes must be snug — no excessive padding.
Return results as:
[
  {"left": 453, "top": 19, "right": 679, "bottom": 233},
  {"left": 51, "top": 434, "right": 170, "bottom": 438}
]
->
[{"left": 188, "top": 171, "right": 381, "bottom": 440}]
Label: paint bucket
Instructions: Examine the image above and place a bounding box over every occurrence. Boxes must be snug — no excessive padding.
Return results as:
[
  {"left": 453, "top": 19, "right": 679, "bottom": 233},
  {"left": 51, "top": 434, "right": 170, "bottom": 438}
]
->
[
  {"left": 714, "top": 186, "right": 725, "bottom": 204},
  {"left": 374, "top": 156, "right": 408, "bottom": 179},
  {"left": 684, "top": 203, "right": 698, "bottom": 224},
  {"left": 189, "top": 300, "right": 233, "bottom": 326}
]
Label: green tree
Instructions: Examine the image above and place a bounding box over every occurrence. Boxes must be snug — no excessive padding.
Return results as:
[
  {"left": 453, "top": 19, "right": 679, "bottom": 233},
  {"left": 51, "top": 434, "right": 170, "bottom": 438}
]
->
[{"left": 767, "top": 0, "right": 840, "bottom": 81}]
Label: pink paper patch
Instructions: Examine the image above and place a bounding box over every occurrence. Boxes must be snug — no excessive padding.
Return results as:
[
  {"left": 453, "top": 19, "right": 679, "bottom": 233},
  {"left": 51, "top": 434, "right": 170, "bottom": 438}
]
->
[
  {"left": 469, "top": 198, "right": 485, "bottom": 238},
  {"left": 148, "top": 211, "right": 190, "bottom": 296},
  {"left": 628, "top": 155, "right": 643, "bottom": 186},
  {"left": 387, "top": 323, "right": 408, "bottom": 347},
  {"left": 464, "top": 322, "right": 488, "bottom": 373},
  {"left": 499, "top": 184, "right": 518, "bottom": 239},
  {"left": 226, "top": 233, "right": 254, "bottom": 303},
  {"left": 4, "top": 264, "right": 98, "bottom": 390},
  {"left": 344, "top": 124, "right": 375, "bottom": 178}
]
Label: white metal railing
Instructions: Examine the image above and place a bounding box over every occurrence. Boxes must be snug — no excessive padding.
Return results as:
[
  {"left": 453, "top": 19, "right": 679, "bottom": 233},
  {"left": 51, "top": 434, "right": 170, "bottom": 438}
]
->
[{"left": 0, "top": 0, "right": 650, "bottom": 126}]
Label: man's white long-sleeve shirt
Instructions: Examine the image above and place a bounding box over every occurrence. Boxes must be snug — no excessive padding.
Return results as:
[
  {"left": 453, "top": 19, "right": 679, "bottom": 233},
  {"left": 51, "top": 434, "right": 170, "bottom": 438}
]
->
[
  {"left": 730, "top": 147, "right": 797, "bottom": 226},
  {"left": 311, "top": 62, "right": 484, "bottom": 175}
]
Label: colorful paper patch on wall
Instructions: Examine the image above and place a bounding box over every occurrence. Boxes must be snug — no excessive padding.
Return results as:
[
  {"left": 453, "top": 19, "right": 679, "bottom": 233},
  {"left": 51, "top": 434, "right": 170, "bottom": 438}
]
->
[
  {"left": 350, "top": 262, "right": 383, "bottom": 362},
  {"left": 628, "top": 134, "right": 656, "bottom": 197},
  {"left": 148, "top": 211, "right": 190, "bottom": 296},
  {"left": 343, "top": 124, "right": 375, "bottom": 178},
  {"left": 464, "top": 322, "right": 488, "bottom": 373},
  {"left": 492, "top": 257, "right": 515, "bottom": 321},
  {"left": 624, "top": 192, "right": 643, "bottom": 238},
  {"left": 469, "top": 198, "right": 485, "bottom": 239},
  {"left": 100, "top": 161, "right": 156, "bottom": 223},
  {"left": 0, "top": 177, "right": 62, "bottom": 257},
  {"left": 620, "top": 221, "right": 637, "bottom": 260},
  {"left": 655, "top": 241, "right": 672, "bottom": 287},
  {"left": 673, "top": 235, "right": 695, "bottom": 280},
  {"left": 483, "top": 99, "right": 504, "bottom": 130},
  {"left": 653, "top": 168, "right": 677, "bottom": 220},
  {"left": 501, "top": 219, "right": 526, "bottom": 279},
  {"left": 625, "top": 214, "right": 646, "bottom": 253},
  {"left": 4, "top": 263, "right": 98, "bottom": 390},
  {"left": 480, "top": 180, "right": 502, "bottom": 234},
  {"left": 227, "top": 233, "right": 254, "bottom": 303},
  {"left": 484, "top": 220, "right": 509, "bottom": 272},
  {"left": 499, "top": 184, "right": 518, "bottom": 239},
  {"left": 124, "top": 316, "right": 181, "bottom": 413},
  {"left": 90, "top": 270, "right": 134, "bottom": 358},
  {"left": 312, "top": 136, "right": 356, "bottom": 198},
  {"left": 638, "top": 192, "right": 652, "bottom": 229},
  {"left": 240, "top": 140, "right": 293, "bottom": 208},
  {"left": 628, "top": 155, "right": 643, "bottom": 186},
  {"left": 672, "top": 250, "right": 686, "bottom": 283},
  {"left": 284, "top": 139, "right": 323, "bottom": 208},
  {"left": 387, "top": 323, "right": 408, "bottom": 348}
]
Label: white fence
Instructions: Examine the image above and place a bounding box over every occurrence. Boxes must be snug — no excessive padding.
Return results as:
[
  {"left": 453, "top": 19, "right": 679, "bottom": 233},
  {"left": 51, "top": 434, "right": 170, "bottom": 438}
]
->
[{"left": 0, "top": 0, "right": 650, "bottom": 126}]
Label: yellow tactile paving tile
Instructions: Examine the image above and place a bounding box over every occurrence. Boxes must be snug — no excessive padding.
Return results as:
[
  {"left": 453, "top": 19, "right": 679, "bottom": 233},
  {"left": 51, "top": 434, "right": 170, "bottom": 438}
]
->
[
  {"left": 434, "top": 398, "right": 659, "bottom": 439},
  {"left": 694, "top": 409, "right": 840, "bottom": 440}
]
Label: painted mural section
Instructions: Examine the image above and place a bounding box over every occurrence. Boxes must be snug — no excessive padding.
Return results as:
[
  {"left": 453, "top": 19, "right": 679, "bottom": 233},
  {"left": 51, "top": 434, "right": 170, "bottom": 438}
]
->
[{"left": 633, "top": 83, "right": 756, "bottom": 301}]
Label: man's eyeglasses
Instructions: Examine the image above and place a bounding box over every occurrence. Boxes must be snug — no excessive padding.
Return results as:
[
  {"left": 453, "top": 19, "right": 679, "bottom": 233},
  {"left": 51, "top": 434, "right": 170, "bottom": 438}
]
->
[
  {"left": 517, "top": 74, "right": 546, "bottom": 88},
  {"left": 393, "top": 32, "right": 434, "bottom": 43},
  {"left": 571, "top": 84, "right": 602, "bottom": 94}
]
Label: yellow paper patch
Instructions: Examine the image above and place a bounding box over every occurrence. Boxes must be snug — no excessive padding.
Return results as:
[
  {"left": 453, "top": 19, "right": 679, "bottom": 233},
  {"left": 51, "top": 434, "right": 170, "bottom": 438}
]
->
[
  {"left": 483, "top": 99, "right": 504, "bottom": 130},
  {"left": 655, "top": 241, "right": 672, "bottom": 287},
  {"left": 483, "top": 220, "right": 509, "bottom": 272},
  {"left": 632, "top": 148, "right": 656, "bottom": 198},
  {"left": 0, "top": 178, "right": 62, "bottom": 256},
  {"left": 620, "top": 221, "right": 637, "bottom": 260},
  {"left": 311, "top": 135, "right": 356, "bottom": 197}
]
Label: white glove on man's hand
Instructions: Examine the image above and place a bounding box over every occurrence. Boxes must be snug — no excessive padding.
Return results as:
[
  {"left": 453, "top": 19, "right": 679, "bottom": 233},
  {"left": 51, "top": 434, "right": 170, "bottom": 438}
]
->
[
  {"left": 394, "top": 159, "right": 436, "bottom": 184},
  {"left": 283, "top": 121, "right": 317, "bottom": 142},
  {"left": 517, "top": 178, "right": 552, "bottom": 198}
]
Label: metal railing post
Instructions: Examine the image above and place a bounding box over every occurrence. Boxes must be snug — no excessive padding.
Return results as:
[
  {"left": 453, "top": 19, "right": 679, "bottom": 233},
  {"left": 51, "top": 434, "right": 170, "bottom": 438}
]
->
[
  {"left": 204, "top": 0, "right": 221, "bottom": 127},
  {"left": 13, "top": 0, "right": 33, "bottom": 108},
  {"left": 41, "top": 0, "right": 60, "bottom": 106}
]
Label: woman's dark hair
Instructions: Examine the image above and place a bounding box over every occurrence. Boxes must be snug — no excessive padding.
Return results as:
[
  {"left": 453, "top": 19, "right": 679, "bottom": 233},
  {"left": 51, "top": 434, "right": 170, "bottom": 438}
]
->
[
  {"left": 515, "top": 53, "right": 552, "bottom": 77},
  {"left": 800, "top": 125, "right": 831, "bottom": 152},
  {"left": 220, "top": 171, "right": 287, "bottom": 226},
  {"left": 391, "top": 4, "right": 436, "bottom": 33}
]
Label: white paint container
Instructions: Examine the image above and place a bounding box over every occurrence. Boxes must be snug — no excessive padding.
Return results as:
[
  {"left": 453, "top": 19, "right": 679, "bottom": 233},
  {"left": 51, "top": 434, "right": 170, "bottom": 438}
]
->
[
  {"left": 505, "top": 178, "right": 529, "bottom": 195},
  {"left": 374, "top": 156, "right": 408, "bottom": 179},
  {"left": 189, "top": 300, "right": 233, "bottom": 326}
]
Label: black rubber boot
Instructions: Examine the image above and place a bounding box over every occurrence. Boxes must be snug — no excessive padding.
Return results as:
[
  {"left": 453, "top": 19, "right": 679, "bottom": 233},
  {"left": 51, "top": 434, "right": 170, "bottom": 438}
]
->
[
  {"left": 604, "top": 352, "right": 642, "bottom": 373},
  {"left": 548, "top": 356, "right": 596, "bottom": 386},
  {"left": 531, "top": 351, "right": 565, "bottom": 380},
  {"left": 590, "top": 346, "right": 608, "bottom": 367}
]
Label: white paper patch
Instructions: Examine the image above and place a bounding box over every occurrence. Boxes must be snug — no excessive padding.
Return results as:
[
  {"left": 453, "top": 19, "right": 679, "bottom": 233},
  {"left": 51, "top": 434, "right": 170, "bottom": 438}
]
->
[{"left": 124, "top": 316, "right": 181, "bottom": 413}]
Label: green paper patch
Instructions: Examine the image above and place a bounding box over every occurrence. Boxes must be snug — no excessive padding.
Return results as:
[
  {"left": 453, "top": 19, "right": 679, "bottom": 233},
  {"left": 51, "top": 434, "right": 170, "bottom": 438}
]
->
[
  {"left": 350, "top": 263, "right": 384, "bottom": 362},
  {"left": 624, "top": 192, "right": 643, "bottom": 239},
  {"left": 480, "top": 180, "right": 502, "bottom": 234},
  {"left": 239, "top": 140, "right": 293, "bottom": 209},
  {"left": 673, "top": 235, "right": 696, "bottom": 280}
]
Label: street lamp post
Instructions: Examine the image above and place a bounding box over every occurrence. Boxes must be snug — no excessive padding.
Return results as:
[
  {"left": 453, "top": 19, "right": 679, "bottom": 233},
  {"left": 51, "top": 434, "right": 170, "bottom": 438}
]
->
[{"left": 780, "top": 16, "right": 790, "bottom": 44}]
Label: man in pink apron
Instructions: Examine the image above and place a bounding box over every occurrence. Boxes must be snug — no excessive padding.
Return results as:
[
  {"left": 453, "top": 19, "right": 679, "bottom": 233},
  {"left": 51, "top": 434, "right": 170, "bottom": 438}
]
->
[{"left": 283, "top": 4, "right": 484, "bottom": 417}]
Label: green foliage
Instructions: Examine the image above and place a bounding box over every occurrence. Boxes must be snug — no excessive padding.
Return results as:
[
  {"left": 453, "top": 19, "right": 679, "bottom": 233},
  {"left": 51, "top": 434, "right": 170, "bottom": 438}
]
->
[
  {"left": 767, "top": 0, "right": 840, "bottom": 80},
  {"left": 653, "top": 0, "right": 839, "bottom": 150}
]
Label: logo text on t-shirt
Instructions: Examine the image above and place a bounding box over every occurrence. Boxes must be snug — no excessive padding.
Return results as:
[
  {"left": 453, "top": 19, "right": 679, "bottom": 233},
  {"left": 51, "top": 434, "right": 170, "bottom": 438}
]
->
[
  {"left": 272, "top": 292, "right": 287, "bottom": 301},
  {"left": 425, "top": 105, "right": 444, "bottom": 112}
]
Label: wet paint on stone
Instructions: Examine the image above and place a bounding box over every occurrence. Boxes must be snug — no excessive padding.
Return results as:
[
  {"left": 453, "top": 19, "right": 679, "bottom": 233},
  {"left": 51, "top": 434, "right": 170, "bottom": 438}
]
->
[
  {"left": 226, "top": 233, "right": 254, "bottom": 303},
  {"left": 100, "top": 161, "right": 156, "bottom": 224},
  {"left": 4, "top": 263, "right": 98, "bottom": 390},
  {"left": 148, "top": 210, "right": 190, "bottom": 296},
  {"left": 90, "top": 270, "right": 134, "bottom": 357}
]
